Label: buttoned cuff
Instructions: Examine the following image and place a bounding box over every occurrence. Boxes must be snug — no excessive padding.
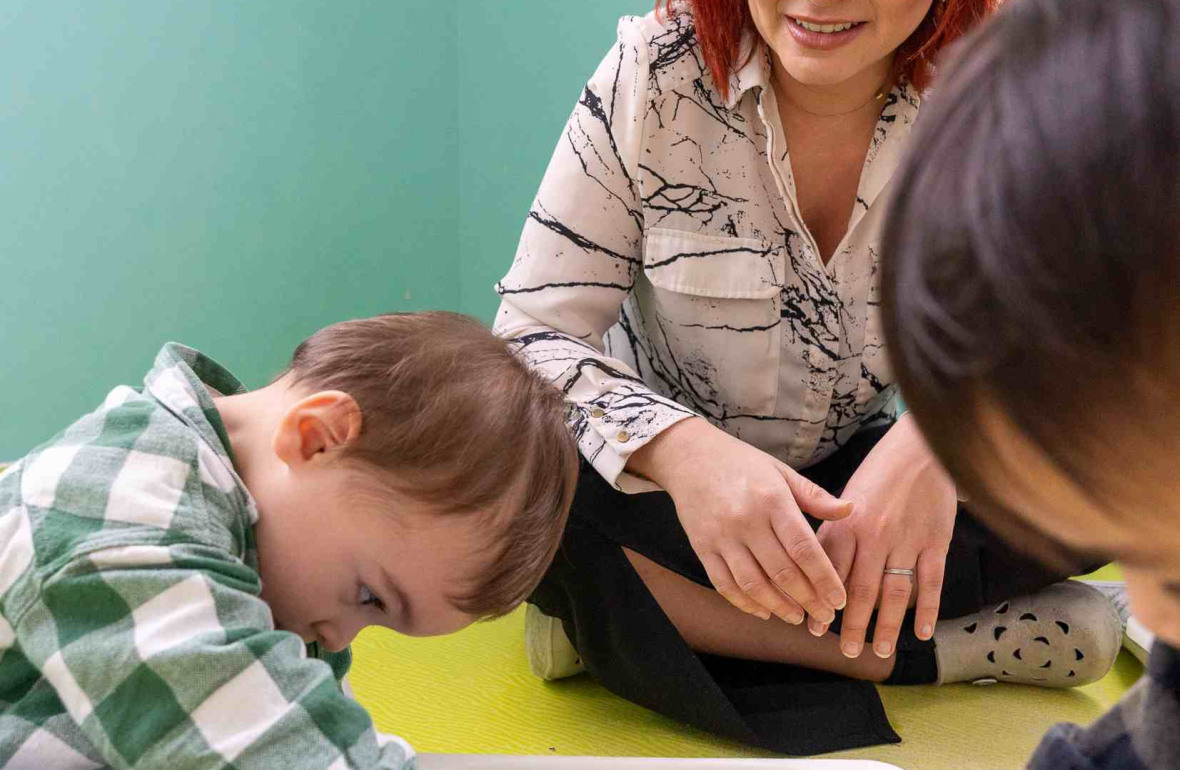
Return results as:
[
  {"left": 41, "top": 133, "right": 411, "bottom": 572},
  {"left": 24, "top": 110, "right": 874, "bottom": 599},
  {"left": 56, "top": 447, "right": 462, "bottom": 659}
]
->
[{"left": 575, "top": 393, "right": 697, "bottom": 494}]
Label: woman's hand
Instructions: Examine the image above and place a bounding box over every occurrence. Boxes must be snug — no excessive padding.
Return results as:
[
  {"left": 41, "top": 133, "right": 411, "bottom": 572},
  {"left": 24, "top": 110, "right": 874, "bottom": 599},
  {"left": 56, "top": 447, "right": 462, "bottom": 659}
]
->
[
  {"left": 628, "top": 417, "right": 853, "bottom": 625},
  {"left": 815, "top": 414, "right": 958, "bottom": 659}
]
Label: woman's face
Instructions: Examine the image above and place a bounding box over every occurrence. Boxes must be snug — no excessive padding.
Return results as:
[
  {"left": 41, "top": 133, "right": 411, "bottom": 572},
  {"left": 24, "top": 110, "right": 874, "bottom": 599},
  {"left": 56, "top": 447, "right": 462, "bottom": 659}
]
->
[{"left": 749, "top": 0, "right": 935, "bottom": 89}]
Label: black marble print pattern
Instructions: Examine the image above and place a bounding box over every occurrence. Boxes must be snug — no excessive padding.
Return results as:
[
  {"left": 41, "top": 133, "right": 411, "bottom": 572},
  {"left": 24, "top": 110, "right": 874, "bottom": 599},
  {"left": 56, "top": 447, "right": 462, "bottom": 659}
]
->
[{"left": 495, "top": 8, "right": 917, "bottom": 489}]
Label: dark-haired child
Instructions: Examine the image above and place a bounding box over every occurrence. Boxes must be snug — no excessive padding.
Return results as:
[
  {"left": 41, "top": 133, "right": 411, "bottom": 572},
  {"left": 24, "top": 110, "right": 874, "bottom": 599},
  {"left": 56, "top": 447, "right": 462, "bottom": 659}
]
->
[{"left": 881, "top": 0, "right": 1180, "bottom": 766}]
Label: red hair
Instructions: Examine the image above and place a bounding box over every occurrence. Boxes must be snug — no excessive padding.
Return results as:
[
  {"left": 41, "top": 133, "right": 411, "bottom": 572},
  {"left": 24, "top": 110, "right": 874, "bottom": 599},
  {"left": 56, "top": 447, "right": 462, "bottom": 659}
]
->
[{"left": 657, "top": 0, "right": 1001, "bottom": 98}]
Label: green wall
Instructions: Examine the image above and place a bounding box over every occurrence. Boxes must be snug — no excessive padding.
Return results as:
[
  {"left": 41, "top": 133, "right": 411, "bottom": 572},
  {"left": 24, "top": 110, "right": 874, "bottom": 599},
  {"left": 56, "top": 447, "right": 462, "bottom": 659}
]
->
[{"left": 0, "top": 0, "right": 648, "bottom": 459}]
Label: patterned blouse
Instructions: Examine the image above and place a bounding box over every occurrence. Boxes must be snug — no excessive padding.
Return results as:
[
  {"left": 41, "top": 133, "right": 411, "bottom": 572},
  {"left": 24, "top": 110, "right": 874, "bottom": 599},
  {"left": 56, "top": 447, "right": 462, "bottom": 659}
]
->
[{"left": 494, "top": 8, "right": 920, "bottom": 493}]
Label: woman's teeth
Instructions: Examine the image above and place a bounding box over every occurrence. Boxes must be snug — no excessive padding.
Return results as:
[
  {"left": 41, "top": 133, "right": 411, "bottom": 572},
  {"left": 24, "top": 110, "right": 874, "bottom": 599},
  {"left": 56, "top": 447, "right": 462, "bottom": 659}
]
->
[{"left": 790, "top": 18, "right": 861, "bottom": 34}]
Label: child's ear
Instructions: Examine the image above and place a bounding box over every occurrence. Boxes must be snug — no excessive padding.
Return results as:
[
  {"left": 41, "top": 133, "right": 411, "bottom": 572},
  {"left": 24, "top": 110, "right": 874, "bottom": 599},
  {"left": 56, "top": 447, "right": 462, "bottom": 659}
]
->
[{"left": 273, "top": 391, "right": 363, "bottom": 468}]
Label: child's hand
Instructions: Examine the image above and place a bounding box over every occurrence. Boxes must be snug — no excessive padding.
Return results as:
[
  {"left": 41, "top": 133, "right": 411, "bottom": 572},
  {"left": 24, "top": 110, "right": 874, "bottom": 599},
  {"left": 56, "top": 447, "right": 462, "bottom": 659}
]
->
[{"left": 627, "top": 417, "right": 853, "bottom": 625}]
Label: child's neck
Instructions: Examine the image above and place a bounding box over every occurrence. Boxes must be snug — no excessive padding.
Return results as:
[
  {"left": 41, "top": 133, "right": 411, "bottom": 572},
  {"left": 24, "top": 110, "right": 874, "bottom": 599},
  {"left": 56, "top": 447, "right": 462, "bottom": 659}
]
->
[{"left": 211, "top": 380, "right": 290, "bottom": 489}]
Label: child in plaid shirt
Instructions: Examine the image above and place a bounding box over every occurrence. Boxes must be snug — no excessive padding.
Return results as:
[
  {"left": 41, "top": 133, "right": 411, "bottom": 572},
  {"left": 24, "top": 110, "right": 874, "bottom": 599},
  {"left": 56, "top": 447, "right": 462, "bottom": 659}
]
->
[{"left": 0, "top": 311, "right": 578, "bottom": 770}]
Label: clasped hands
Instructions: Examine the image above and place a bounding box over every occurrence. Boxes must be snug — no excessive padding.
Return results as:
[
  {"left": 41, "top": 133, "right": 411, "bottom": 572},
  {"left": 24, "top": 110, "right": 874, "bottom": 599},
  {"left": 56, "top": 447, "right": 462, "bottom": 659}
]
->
[{"left": 629, "top": 414, "right": 958, "bottom": 660}]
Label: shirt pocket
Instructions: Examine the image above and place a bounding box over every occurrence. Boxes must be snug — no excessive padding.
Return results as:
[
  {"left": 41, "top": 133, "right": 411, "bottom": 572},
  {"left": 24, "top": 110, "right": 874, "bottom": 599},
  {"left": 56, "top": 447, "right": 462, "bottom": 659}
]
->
[{"left": 639, "top": 228, "right": 783, "bottom": 418}]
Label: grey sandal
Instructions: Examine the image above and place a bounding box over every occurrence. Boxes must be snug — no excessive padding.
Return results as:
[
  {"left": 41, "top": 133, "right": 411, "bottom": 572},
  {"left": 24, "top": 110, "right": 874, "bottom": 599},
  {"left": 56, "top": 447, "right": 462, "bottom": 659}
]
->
[{"left": 934, "top": 581, "right": 1123, "bottom": 687}]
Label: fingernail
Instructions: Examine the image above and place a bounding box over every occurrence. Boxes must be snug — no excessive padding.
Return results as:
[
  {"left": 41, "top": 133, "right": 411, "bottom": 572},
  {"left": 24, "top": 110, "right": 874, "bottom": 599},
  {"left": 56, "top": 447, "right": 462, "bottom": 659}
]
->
[
  {"left": 829, "top": 593, "right": 846, "bottom": 610},
  {"left": 920, "top": 624, "right": 933, "bottom": 639},
  {"left": 842, "top": 642, "right": 861, "bottom": 658},
  {"left": 809, "top": 622, "right": 828, "bottom": 638},
  {"left": 756, "top": 611, "right": 771, "bottom": 621},
  {"left": 875, "top": 641, "right": 893, "bottom": 658},
  {"left": 786, "top": 612, "right": 804, "bottom": 625}
]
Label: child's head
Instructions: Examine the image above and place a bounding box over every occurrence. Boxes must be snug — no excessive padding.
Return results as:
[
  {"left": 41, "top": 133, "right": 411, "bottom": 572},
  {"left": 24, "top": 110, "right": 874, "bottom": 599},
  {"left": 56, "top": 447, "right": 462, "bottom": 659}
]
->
[
  {"left": 218, "top": 312, "right": 578, "bottom": 650},
  {"left": 880, "top": 0, "right": 1180, "bottom": 629}
]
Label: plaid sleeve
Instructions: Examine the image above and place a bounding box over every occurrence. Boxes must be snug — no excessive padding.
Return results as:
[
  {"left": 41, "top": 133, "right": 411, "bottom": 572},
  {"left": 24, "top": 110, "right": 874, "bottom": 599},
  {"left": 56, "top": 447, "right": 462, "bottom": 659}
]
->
[{"left": 10, "top": 538, "right": 414, "bottom": 770}]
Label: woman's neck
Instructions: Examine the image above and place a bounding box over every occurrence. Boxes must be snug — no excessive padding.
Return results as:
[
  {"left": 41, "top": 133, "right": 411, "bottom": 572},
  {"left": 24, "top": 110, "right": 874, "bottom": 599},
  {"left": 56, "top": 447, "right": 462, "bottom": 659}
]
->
[{"left": 771, "top": 55, "right": 895, "bottom": 119}]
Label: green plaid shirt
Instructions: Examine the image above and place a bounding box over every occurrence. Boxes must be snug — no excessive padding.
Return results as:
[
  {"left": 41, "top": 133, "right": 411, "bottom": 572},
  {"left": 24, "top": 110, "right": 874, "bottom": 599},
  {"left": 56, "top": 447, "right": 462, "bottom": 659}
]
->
[{"left": 0, "top": 344, "right": 414, "bottom": 769}]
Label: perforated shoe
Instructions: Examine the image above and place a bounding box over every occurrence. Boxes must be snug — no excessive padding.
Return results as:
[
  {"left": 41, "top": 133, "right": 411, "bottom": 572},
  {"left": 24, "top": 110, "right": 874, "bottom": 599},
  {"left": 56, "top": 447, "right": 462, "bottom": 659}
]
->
[
  {"left": 934, "top": 581, "right": 1122, "bottom": 687},
  {"left": 1089, "top": 580, "right": 1155, "bottom": 664}
]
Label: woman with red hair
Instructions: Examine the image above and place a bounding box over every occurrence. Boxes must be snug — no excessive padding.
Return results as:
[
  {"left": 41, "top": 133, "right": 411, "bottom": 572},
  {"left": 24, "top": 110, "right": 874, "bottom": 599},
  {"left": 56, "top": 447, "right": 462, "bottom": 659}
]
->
[{"left": 495, "top": 0, "right": 1123, "bottom": 753}]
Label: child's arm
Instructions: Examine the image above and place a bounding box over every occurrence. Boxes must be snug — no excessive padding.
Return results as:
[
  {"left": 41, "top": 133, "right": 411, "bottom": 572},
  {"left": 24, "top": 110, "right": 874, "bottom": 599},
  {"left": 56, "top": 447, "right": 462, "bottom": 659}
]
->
[{"left": 12, "top": 542, "right": 413, "bottom": 770}]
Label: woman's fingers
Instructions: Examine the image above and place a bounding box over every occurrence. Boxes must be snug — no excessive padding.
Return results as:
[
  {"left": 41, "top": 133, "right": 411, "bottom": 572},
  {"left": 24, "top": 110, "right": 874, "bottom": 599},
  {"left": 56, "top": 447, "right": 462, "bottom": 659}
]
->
[
  {"left": 914, "top": 548, "right": 947, "bottom": 640},
  {"left": 725, "top": 547, "right": 806, "bottom": 624},
  {"left": 872, "top": 562, "right": 916, "bottom": 659},
  {"left": 700, "top": 552, "right": 772, "bottom": 619},
  {"left": 777, "top": 462, "right": 854, "bottom": 522},
  {"left": 770, "top": 508, "right": 847, "bottom": 614},
  {"left": 812, "top": 525, "right": 854, "bottom": 637},
  {"left": 818, "top": 522, "right": 857, "bottom": 595},
  {"left": 773, "top": 467, "right": 849, "bottom": 611},
  {"left": 840, "top": 549, "right": 886, "bottom": 659},
  {"left": 702, "top": 549, "right": 806, "bottom": 623},
  {"left": 750, "top": 537, "right": 832, "bottom": 624},
  {"left": 871, "top": 548, "right": 945, "bottom": 654}
]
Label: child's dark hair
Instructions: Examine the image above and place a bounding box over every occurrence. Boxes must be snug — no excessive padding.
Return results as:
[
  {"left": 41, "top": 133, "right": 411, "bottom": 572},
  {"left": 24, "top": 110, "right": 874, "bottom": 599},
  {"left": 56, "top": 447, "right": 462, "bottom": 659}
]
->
[
  {"left": 881, "top": 0, "right": 1180, "bottom": 559},
  {"left": 285, "top": 311, "right": 579, "bottom": 618}
]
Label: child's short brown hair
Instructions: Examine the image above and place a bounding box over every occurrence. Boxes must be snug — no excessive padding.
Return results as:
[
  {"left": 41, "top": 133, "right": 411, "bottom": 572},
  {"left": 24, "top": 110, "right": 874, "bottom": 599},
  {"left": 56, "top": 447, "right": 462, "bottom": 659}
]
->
[{"left": 284, "top": 311, "right": 578, "bottom": 618}]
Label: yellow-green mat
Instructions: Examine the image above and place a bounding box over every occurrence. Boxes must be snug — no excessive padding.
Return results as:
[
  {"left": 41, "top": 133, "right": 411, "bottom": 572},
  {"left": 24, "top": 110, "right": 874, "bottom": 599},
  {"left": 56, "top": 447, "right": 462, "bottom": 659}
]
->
[{"left": 351, "top": 567, "right": 1138, "bottom": 770}]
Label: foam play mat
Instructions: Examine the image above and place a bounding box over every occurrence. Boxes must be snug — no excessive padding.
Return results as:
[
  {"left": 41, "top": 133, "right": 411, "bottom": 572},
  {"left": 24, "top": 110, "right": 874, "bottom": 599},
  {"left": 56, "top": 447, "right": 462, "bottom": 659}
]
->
[
  {"left": 350, "top": 567, "right": 1141, "bottom": 770},
  {"left": 417, "top": 756, "right": 902, "bottom": 769}
]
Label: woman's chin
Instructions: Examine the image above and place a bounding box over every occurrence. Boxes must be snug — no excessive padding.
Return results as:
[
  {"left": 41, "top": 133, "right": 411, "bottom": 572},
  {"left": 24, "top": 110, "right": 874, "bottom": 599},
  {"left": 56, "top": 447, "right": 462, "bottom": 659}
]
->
[
  {"left": 778, "top": 59, "right": 863, "bottom": 90},
  {"left": 772, "top": 45, "right": 895, "bottom": 97}
]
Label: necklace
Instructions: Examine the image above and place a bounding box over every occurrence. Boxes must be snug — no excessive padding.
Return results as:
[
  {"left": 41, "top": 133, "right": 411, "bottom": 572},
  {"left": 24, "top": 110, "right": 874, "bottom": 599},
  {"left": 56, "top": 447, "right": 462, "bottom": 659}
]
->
[{"left": 774, "top": 74, "right": 892, "bottom": 118}]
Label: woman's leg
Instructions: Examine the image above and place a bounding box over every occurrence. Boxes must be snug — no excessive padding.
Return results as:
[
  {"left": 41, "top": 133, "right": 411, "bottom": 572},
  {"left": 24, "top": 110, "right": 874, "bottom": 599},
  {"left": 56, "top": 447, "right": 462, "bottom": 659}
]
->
[
  {"left": 613, "top": 424, "right": 1100, "bottom": 686},
  {"left": 624, "top": 547, "right": 897, "bottom": 681},
  {"left": 527, "top": 463, "right": 907, "bottom": 754}
]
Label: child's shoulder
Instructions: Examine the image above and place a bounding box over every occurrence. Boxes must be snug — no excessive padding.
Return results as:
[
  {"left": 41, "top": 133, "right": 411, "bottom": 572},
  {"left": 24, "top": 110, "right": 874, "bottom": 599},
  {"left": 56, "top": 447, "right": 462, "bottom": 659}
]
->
[{"left": 4, "top": 383, "right": 251, "bottom": 573}]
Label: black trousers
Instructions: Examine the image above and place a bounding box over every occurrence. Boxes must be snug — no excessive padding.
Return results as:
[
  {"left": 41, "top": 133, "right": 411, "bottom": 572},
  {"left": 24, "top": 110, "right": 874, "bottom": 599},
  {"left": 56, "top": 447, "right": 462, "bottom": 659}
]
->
[{"left": 530, "top": 425, "right": 1090, "bottom": 755}]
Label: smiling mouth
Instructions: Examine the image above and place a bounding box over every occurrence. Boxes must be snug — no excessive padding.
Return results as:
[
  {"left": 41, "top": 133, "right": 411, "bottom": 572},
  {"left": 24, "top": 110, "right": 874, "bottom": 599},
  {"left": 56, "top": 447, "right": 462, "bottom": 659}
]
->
[{"left": 788, "top": 17, "right": 865, "bottom": 34}]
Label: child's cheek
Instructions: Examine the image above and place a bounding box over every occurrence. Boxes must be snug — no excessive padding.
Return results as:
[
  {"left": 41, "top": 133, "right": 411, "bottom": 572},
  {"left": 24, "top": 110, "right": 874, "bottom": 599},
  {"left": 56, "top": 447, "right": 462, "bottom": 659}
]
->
[{"left": 1126, "top": 569, "right": 1180, "bottom": 648}]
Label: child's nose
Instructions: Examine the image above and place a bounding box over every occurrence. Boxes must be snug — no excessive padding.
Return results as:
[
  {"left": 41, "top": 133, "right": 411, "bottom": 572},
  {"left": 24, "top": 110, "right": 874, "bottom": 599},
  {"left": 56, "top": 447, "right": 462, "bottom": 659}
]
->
[{"left": 319, "top": 615, "right": 366, "bottom": 653}]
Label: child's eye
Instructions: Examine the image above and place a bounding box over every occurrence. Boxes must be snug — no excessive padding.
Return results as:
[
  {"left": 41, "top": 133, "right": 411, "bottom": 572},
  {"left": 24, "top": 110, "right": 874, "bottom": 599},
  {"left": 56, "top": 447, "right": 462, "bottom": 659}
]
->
[{"left": 359, "top": 585, "right": 386, "bottom": 612}]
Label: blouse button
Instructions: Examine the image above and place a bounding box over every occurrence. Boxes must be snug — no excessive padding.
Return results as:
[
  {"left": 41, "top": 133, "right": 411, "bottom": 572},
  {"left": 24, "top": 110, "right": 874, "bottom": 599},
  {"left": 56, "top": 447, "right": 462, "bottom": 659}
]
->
[
  {"left": 591, "top": 408, "right": 606, "bottom": 419},
  {"left": 616, "top": 430, "right": 630, "bottom": 443}
]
